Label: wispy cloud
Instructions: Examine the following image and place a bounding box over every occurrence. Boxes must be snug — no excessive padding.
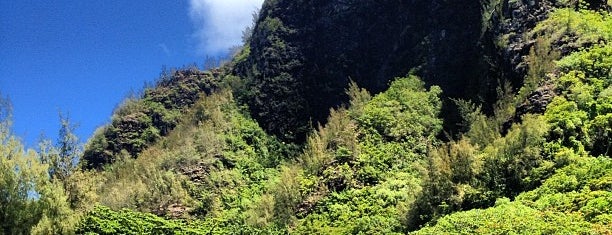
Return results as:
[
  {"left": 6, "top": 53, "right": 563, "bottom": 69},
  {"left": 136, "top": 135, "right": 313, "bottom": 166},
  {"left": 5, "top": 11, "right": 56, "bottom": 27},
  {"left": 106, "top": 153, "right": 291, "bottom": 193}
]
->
[
  {"left": 189, "top": 0, "right": 264, "bottom": 56},
  {"left": 158, "top": 43, "right": 171, "bottom": 56}
]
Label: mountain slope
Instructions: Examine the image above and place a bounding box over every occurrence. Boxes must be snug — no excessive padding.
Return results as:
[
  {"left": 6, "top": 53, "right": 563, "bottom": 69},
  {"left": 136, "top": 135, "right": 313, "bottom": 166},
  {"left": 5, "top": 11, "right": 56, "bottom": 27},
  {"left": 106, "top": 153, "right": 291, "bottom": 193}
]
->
[
  {"left": 82, "top": 68, "right": 222, "bottom": 168},
  {"left": 75, "top": 1, "right": 610, "bottom": 233},
  {"left": 1, "top": 0, "right": 610, "bottom": 234}
]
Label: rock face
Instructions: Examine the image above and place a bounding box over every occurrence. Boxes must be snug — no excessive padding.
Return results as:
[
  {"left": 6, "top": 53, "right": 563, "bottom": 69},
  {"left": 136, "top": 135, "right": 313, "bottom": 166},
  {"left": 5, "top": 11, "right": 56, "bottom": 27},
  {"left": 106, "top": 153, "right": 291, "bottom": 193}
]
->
[
  {"left": 517, "top": 82, "right": 556, "bottom": 115},
  {"left": 235, "top": 0, "right": 608, "bottom": 142},
  {"left": 180, "top": 161, "right": 211, "bottom": 184},
  {"left": 497, "top": 0, "right": 554, "bottom": 85},
  {"left": 153, "top": 203, "right": 189, "bottom": 218},
  {"left": 494, "top": 0, "right": 608, "bottom": 88},
  {"left": 237, "top": 0, "right": 489, "bottom": 141}
]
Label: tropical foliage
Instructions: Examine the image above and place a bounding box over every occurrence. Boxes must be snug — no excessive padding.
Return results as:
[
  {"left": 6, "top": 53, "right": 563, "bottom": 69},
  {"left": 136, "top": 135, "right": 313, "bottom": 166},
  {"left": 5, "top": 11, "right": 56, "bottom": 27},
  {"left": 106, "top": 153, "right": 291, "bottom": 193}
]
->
[{"left": 1, "top": 1, "right": 611, "bottom": 235}]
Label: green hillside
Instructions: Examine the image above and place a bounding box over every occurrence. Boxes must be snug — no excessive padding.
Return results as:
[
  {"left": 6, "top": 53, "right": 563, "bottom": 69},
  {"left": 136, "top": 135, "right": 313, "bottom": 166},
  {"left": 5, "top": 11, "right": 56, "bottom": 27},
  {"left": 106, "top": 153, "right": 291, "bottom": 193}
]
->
[{"left": 1, "top": 0, "right": 611, "bottom": 234}]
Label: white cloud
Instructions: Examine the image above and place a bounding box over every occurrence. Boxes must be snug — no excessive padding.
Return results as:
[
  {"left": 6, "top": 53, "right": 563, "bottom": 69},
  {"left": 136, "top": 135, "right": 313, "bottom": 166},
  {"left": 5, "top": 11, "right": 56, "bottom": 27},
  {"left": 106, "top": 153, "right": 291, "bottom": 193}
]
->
[{"left": 189, "top": 0, "right": 264, "bottom": 56}]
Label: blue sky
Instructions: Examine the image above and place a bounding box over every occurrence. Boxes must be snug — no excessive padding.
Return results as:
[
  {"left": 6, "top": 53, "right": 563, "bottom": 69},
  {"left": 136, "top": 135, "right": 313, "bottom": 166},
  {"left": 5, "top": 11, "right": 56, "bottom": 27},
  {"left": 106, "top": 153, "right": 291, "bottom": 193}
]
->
[{"left": 0, "top": 0, "right": 263, "bottom": 147}]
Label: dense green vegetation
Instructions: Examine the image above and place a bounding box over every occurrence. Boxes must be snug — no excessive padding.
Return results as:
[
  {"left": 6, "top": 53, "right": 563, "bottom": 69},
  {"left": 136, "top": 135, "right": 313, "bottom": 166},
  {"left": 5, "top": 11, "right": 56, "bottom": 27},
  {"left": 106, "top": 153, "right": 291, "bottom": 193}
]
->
[
  {"left": 1, "top": 0, "right": 611, "bottom": 234},
  {"left": 83, "top": 68, "right": 221, "bottom": 169},
  {"left": 0, "top": 108, "right": 90, "bottom": 234},
  {"left": 412, "top": 5, "right": 612, "bottom": 233}
]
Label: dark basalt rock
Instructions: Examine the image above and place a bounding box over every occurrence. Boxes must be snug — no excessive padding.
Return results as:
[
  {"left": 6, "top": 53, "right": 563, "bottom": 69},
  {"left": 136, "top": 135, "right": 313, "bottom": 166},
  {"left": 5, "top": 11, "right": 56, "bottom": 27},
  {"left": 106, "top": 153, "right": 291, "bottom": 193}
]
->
[
  {"left": 236, "top": 0, "right": 608, "bottom": 142},
  {"left": 237, "top": 0, "right": 487, "bottom": 142},
  {"left": 495, "top": 0, "right": 555, "bottom": 88},
  {"left": 517, "top": 81, "right": 556, "bottom": 115},
  {"left": 503, "top": 81, "right": 556, "bottom": 133}
]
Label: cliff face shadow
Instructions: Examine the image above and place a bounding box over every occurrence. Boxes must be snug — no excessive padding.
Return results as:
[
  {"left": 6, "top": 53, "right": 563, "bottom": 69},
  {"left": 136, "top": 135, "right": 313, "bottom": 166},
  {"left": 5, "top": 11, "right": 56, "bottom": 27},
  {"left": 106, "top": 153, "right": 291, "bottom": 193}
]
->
[{"left": 238, "top": 0, "right": 490, "bottom": 142}]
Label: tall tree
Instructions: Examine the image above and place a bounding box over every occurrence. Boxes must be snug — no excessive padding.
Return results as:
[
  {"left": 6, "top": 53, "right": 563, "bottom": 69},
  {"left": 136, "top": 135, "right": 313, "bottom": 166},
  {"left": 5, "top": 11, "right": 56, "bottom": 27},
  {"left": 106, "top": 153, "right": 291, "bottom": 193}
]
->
[
  {"left": 0, "top": 96, "right": 47, "bottom": 234},
  {"left": 39, "top": 113, "right": 81, "bottom": 182}
]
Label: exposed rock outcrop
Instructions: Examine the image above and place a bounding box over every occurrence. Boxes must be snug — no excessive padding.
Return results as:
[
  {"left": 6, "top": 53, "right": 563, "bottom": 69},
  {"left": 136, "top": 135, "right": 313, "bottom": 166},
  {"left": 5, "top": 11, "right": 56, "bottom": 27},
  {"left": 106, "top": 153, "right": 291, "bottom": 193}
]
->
[
  {"left": 498, "top": 0, "right": 555, "bottom": 80},
  {"left": 236, "top": 0, "right": 488, "bottom": 141}
]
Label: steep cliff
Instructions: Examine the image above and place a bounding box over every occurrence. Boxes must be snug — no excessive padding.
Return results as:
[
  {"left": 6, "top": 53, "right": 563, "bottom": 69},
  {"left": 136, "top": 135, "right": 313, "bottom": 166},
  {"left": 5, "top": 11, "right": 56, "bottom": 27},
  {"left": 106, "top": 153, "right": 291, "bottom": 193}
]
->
[
  {"left": 234, "top": 0, "right": 556, "bottom": 142},
  {"left": 66, "top": 1, "right": 611, "bottom": 234}
]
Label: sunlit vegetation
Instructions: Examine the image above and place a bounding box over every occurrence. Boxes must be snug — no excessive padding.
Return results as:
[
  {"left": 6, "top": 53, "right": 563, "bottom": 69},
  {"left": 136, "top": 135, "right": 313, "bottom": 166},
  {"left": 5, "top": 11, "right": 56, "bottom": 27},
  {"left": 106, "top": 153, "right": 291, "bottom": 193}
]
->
[
  {"left": 0, "top": 105, "right": 91, "bottom": 234},
  {"left": 1, "top": 1, "right": 611, "bottom": 234},
  {"left": 83, "top": 68, "right": 221, "bottom": 169},
  {"left": 412, "top": 5, "right": 612, "bottom": 233}
]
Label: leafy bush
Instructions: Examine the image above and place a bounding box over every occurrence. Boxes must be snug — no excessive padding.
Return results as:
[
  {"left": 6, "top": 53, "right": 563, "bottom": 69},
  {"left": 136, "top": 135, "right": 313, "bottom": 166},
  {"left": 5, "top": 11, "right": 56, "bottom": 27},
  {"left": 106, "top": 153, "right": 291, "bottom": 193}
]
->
[
  {"left": 414, "top": 199, "right": 599, "bottom": 235},
  {"left": 414, "top": 10, "right": 612, "bottom": 232},
  {"left": 407, "top": 114, "right": 553, "bottom": 230},
  {"left": 77, "top": 205, "right": 201, "bottom": 235},
  {"left": 531, "top": 8, "right": 612, "bottom": 53},
  {"left": 547, "top": 43, "right": 612, "bottom": 156},
  {"left": 77, "top": 205, "right": 289, "bottom": 235},
  {"left": 416, "top": 157, "right": 612, "bottom": 235},
  {"left": 292, "top": 75, "right": 443, "bottom": 233}
]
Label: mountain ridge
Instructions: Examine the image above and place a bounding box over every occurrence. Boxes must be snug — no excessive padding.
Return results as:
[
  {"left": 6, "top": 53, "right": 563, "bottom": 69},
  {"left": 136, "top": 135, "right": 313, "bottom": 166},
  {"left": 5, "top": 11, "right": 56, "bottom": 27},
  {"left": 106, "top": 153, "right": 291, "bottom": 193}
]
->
[{"left": 1, "top": 0, "right": 610, "bottom": 234}]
